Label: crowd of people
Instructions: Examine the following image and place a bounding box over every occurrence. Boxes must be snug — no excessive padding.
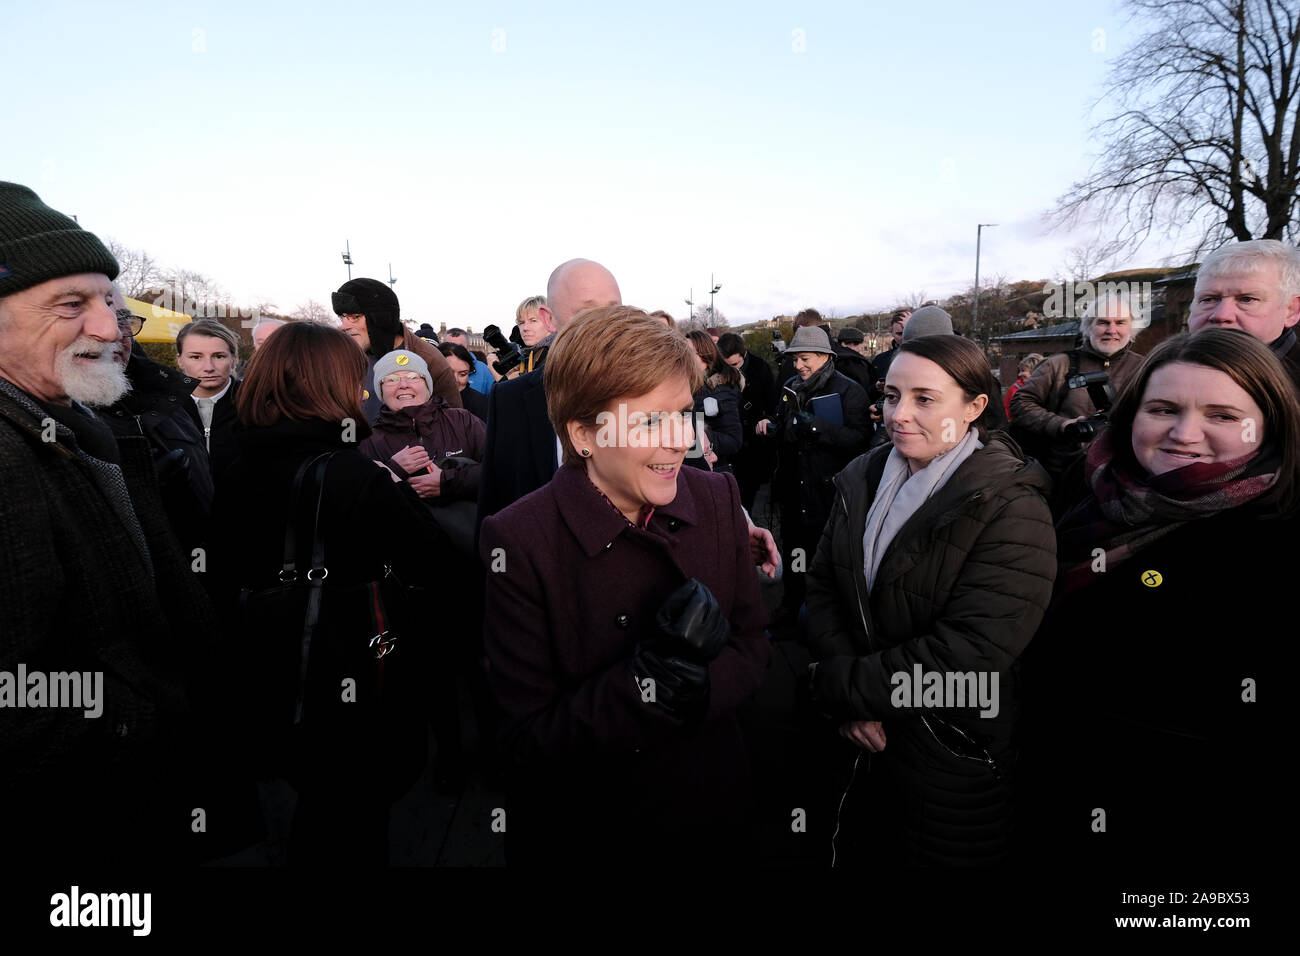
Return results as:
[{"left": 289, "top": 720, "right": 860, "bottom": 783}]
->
[{"left": 1, "top": 178, "right": 1293, "bottom": 870}]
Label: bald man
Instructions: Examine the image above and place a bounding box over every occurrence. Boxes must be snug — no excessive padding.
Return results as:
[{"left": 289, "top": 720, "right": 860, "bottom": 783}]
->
[{"left": 478, "top": 259, "right": 622, "bottom": 520}]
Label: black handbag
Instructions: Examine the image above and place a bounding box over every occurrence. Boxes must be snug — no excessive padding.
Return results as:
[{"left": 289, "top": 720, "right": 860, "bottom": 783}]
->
[{"left": 237, "top": 452, "right": 425, "bottom": 793}]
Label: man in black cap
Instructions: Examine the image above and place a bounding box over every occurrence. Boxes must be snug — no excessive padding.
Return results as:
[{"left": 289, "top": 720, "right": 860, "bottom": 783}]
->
[
  {"left": 833, "top": 326, "right": 873, "bottom": 397},
  {"left": 332, "top": 277, "right": 461, "bottom": 421},
  {"left": 0, "top": 181, "right": 217, "bottom": 864}
]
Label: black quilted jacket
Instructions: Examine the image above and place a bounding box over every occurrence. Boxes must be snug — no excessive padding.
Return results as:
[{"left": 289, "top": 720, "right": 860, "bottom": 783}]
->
[{"left": 805, "top": 430, "right": 1056, "bottom": 865}]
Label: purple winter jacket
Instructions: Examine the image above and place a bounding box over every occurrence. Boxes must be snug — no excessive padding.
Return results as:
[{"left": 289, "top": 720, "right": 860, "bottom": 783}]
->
[{"left": 359, "top": 397, "right": 486, "bottom": 501}]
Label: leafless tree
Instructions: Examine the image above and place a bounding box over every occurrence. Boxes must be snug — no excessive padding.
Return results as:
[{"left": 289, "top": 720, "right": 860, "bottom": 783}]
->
[
  {"left": 290, "top": 299, "right": 331, "bottom": 324},
  {"left": 105, "top": 239, "right": 163, "bottom": 299},
  {"left": 1058, "top": 243, "right": 1115, "bottom": 282},
  {"left": 1055, "top": 0, "right": 1300, "bottom": 260}
]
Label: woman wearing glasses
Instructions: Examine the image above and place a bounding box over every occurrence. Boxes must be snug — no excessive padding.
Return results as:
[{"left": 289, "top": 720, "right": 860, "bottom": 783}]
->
[
  {"left": 479, "top": 306, "right": 771, "bottom": 867},
  {"left": 97, "top": 285, "right": 214, "bottom": 555},
  {"left": 359, "top": 349, "right": 486, "bottom": 510},
  {"left": 804, "top": 334, "right": 1056, "bottom": 866}
]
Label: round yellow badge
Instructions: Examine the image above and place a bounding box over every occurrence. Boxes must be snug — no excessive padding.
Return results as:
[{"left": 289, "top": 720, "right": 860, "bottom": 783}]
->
[
  {"left": 396, "top": 354, "right": 410, "bottom": 366},
  {"left": 1140, "top": 570, "right": 1163, "bottom": 588}
]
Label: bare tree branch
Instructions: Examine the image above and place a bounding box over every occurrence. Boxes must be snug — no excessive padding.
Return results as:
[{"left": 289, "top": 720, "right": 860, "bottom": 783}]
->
[{"left": 1054, "top": 0, "right": 1299, "bottom": 258}]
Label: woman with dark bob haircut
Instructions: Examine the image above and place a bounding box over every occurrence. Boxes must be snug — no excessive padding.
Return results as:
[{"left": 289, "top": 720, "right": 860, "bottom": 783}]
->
[
  {"left": 805, "top": 333, "right": 1057, "bottom": 866},
  {"left": 1019, "top": 328, "right": 1299, "bottom": 870},
  {"left": 208, "top": 321, "right": 447, "bottom": 866},
  {"left": 684, "top": 329, "right": 743, "bottom": 473},
  {"left": 478, "top": 306, "right": 771, "bottom": 867}
]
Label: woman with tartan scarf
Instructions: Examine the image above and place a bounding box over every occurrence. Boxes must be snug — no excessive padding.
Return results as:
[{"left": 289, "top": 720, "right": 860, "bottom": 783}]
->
[{"left": 1018, "top": 328, "right": 1300, "bottom": 872}]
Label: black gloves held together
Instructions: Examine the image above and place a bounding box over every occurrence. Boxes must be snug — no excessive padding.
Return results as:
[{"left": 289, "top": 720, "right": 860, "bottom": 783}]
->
[
  {"left": 631, "top": 643, "right": 710, "bottom": 725},
  {"left": 630, "top": 579, "right": 732, "bottom": 725},
  {"left": 653, "top": 578, "right": 730, "bottom": 664}
]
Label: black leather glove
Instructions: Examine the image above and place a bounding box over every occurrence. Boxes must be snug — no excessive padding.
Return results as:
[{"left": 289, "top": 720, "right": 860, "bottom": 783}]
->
[
  {"left": 631, "top": 642, "right": 710, "bottom": 724},
  {"left": 654, "top": 578, "right": 730, "bottom": 664}
]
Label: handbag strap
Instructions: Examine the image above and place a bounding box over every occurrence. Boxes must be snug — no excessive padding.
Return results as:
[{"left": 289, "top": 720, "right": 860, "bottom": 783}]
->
[
  {"left": 281, "top": 452, "right": 331, "bottom": 581},
  {"left": 293, "top": 452, "right": 334, "bottom": 725}
]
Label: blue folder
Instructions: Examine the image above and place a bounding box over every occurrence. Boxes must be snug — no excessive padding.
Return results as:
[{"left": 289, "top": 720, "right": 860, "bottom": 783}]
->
[{"left": 808, "top": 392, "right": 844, "bottom": 426}]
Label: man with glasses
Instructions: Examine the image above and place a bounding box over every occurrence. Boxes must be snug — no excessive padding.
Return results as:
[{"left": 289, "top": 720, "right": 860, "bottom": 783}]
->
[
  {"left": 0, "top": 182, "right": 212, "bottom": 865},
  {"left": 98, "top": 284, "right": 214, "bottom": 554}
]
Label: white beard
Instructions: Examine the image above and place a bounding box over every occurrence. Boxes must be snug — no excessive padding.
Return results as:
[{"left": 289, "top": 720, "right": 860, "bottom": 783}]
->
[{"left": 58, "top": 337, "right": 132, "bottom": 406}]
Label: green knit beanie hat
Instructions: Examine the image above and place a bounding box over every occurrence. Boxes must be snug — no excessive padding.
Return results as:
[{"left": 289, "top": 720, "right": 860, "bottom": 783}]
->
[{"left": 0, "top": 182, "right": 119, "bottom": 297}]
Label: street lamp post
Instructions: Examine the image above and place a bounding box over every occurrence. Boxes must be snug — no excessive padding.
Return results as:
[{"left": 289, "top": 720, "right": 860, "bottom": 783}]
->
[
  {"left": 709, "top": 274, "right": 721, "bottom": 323},
  {"left": 685, "top": 289, "right": 694, "bottom": 325},
  {"left": 973, "top": 223, "right": 998, "bottom": 343},
  {"left": 387, "top": 262, "right": 397, "bottom": 289},
  {"left": 341, "top": 240, "right": 354, "bottom": 280}
]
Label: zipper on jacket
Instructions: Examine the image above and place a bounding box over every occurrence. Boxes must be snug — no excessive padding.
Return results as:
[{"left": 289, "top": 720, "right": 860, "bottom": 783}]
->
[
  {"left": 831, "top": 750, "right": 868, "bottom": 867},
  {"left": 837, "top": 484, "right": 875, "bottom": 655},
  {"left": 920, "top": 713, "right": 1004, "bottom": 781}
]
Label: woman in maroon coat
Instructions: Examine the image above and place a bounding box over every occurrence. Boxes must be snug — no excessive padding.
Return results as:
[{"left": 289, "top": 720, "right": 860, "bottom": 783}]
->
[{"left": 479, "top": 306, "right": 772, "bottom": 866}]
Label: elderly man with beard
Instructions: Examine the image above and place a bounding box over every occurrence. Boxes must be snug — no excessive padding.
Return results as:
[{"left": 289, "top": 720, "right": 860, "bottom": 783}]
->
[
  {"left": 1010, "top": 292, "right": 1144, "bottom": 479},
  {"left": 0, "top": 182, "right": 215, "bottom": 866}
]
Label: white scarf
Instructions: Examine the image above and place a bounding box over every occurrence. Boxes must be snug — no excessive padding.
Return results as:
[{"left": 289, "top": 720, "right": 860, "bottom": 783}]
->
[{"left": 862, "top": 427, "right": 983, "bottom": 592}]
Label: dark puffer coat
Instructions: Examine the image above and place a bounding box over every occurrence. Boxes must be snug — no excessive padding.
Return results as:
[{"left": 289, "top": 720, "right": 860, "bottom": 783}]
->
[
  {"left": 360, "top": 397, "right": 486, "bottom": 501},
  {"left": 99, "top": 349, "right": 213, "bottom": 555},
  {"left": 806, "top": 431, "right": 1056, "bottom": 865},
  {"left": 685, "top": 375, "right": 742, "bottom": 474}
]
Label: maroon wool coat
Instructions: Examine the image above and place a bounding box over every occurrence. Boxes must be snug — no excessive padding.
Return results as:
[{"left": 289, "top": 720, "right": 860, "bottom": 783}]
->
[{"left": 479, "top": 462, "right": 771, "bottom": 862}]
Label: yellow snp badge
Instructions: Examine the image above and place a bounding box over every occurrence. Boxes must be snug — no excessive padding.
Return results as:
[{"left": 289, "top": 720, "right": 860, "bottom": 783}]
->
[
  {"left": 363, "top": 389, "right": 370, "bottom": 399},
  {"left": 396, "top": 354, "right": 410, "bottom": 366},
  {"left": 1141, "top": 569, "right": 1162, "bottom": 588}
]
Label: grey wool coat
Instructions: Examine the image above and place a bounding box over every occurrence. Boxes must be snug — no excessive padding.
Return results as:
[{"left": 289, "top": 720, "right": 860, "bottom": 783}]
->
[{"left": 806, "top": 430, "right": 1056, "bottom": 865}]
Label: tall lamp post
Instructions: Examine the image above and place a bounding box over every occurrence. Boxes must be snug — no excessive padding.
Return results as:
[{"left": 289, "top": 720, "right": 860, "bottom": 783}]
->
[
  {"left": 973, "top": 223, "right": 997, "bottom": 344},
  {"left": 709, "top": 274, "right": 721, "bottom": 323},
  {"left": 387, "top": 262, "right": 397, "bottom": 289},
  {"left": 685, "top": 289, "right": 694, "bottom": 325},
  {"left": 341, "top": 240, "right": 353, "bottom": 280}
]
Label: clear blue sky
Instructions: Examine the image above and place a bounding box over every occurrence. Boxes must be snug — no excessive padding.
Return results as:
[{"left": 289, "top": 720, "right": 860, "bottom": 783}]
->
[{"left": 2, "top": 0, "right": 1177, "bottom": 329}]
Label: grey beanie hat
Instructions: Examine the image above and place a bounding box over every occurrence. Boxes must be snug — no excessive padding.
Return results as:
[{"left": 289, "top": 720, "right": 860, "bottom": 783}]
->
[
  {"left": 372, "top": 349, "right": 433, "bottom": 403},
  {"left": 902, "top": 305, "right": 954, "bottom": 341},
  {"left": 786, "top": 325, "right": 835, "bottom": 355},
  {"left": 0, "top": 182, "right": 119, "bottom": 297}
]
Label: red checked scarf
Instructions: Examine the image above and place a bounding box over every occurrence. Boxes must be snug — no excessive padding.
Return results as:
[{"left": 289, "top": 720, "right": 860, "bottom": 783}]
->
[{"left": 1057, "top": 428, "right": 1279, "bottom": 596}]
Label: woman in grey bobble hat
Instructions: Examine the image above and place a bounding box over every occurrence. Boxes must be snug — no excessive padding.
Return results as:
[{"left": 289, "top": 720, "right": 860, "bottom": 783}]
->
[{"left": 756, "top": 325, "right": 873, "bottom": 626}]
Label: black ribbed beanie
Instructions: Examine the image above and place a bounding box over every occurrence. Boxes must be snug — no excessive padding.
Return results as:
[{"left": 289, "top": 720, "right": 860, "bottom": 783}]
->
[{"left": 0, "top": 182, "right": 119, "bottom": 297}]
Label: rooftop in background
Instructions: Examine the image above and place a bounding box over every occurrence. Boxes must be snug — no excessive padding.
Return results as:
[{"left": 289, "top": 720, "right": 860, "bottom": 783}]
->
[{"left": 993, "top": 321, "right": 1080, "bottom": 343}]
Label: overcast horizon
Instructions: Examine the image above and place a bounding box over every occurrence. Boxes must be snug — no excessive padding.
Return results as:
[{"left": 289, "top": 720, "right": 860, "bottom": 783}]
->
[{"left": 4, "top": 0, "right": 1194, "bottom": 330}]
